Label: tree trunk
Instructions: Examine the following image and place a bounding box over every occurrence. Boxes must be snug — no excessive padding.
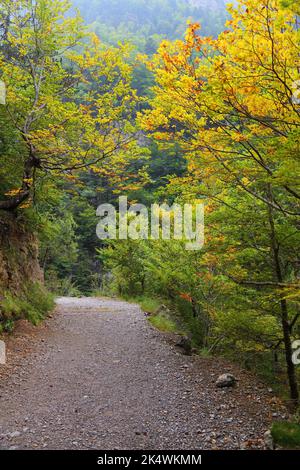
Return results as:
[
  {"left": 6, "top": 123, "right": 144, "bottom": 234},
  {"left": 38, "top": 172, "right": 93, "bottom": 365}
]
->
[
  {"left": 0, "top": 147, "right": 39, "bottom": 211},
  {"left": 268, "top": 188, "right": 299, "bottom": 403},
  {"left": 0, "top": 190, "right": 30, "bottom": 211},
  {"left": 280, "top": 297, "right": 299, "bottom": 402}
]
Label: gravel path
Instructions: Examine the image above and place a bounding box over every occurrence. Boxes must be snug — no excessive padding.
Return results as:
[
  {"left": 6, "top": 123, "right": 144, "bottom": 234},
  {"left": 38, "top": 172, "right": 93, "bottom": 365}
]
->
[{"left": 0, "top": 297, "right": 284, "bottom": 450}]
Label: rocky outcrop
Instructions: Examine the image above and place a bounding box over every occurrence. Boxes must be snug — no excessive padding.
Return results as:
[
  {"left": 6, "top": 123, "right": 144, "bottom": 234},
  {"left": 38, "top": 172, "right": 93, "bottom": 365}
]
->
[{"left": 0, "top": 212, "right": 43, "bottom": 295}]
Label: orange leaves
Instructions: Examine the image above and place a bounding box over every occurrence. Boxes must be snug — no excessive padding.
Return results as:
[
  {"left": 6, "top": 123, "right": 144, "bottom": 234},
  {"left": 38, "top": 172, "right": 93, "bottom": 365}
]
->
[
  {"left": 4, "top": 188, "right": 22, "bottom": 197},
  {"left": 179, "top": 292, "right": 193, "bottom": 303},
  {"left": 140, "top": 107, "right": 169, "bottom": 131},
  {"left": 184, "top": 22, "right": 202, "bottom": 50},
  {"left": 19, "top": 201, "right": 31, "bottom": 209}
]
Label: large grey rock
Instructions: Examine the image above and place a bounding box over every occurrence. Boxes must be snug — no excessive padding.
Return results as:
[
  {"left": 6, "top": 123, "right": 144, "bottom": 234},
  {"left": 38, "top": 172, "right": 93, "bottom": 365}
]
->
[
  {"left": 216, "top": 373, "right": 236, "bottom": 388},
  {"left": 176, "top": 336, "right": 192, "bottom": 356}
]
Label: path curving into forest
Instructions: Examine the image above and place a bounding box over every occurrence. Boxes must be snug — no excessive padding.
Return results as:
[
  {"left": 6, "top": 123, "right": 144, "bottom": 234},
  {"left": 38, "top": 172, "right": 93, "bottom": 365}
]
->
[{"left": 0, "top": 297, "right": 285, "bottom": 450}]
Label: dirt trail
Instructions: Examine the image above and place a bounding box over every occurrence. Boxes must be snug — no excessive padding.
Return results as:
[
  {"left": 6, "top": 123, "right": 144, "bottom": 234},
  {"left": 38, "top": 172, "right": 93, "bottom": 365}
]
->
[{"left": 0, "top": 297, "right": 284, "bottom": 450}]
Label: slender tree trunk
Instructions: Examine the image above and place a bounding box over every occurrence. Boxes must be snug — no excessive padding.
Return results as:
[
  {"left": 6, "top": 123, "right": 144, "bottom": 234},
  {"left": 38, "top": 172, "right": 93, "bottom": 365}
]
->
[
  {"left": 267, "top": 189, "right": 299, "bottom": 403},
  {"left": 280, "top": 297, "right": 299, "bottom": 402},
  {"left": 272, "top": 348, "right": 280, "bottom": 374}
]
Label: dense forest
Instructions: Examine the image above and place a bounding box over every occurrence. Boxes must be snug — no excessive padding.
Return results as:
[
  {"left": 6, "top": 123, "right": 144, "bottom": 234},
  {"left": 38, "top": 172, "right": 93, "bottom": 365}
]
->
[
  {"left": 0, "top": 0, "right": 300, "bottom": 414},
  {"left": 73, "top": 0, "right": 228, "bottom": 48}
]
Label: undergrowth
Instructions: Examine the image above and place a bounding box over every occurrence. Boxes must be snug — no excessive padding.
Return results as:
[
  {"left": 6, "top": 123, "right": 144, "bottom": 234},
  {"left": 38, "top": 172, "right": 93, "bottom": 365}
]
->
[
  {"left": 271, "top": 421, "right": 300, "bottom": 449},
  {"left": 0, "top": 282, "right": 54, "bottom": 333},
  {"left": 148, "top": 314, "right": 178, "bottom": 333},
  {"left": 119, "top": 295, "right": 182, "bottom": 334}
]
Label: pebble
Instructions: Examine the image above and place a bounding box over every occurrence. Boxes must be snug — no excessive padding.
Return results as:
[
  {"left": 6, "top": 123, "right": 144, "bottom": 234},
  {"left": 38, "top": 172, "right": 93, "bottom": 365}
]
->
[{"left": 8, "top": 431, "right": 21, "bottom": 438}]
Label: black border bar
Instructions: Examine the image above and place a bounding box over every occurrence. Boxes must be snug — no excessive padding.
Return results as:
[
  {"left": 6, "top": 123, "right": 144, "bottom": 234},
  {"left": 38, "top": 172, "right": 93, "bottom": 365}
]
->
[{"left": 0, "top": 450, "right": 299, "bottom": 466}]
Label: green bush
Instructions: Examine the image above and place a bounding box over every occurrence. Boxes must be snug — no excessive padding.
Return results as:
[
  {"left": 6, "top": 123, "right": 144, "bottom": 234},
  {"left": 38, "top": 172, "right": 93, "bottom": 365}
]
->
[
  {"left": 23, "top": 283, "right": 54, "bottom": 325},
  {"left": 137, "top": 296, "right": 161, "bottom": 314},
  {"left": 0, "top": 319, "right": 15, "bottom": 334},
  {"left": 0, "top": 282, "right": 54, "bottom": 331},
  {"left": 149, "top": 314, "right": 178, "bottom": 333},
  {"left": 0, "top": 292, "right": 23, "bottom": 319},
  {"left": 271, "top": 421, "right": 300, "bottom": 449},
  {"left": 45, "top": 269, "right": 81, "bottom": 297}
]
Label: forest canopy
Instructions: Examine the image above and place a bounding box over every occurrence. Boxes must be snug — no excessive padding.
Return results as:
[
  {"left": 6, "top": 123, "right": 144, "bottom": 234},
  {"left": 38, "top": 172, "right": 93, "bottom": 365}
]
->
[{"left": 72, "top": 0, "right": 228, "bottom": 50}]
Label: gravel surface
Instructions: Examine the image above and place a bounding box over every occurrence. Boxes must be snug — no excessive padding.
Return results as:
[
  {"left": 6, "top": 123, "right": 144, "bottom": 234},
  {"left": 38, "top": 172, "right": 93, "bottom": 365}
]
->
[{"left": 0, "top": 297, "right": 285, "bottom": 450}]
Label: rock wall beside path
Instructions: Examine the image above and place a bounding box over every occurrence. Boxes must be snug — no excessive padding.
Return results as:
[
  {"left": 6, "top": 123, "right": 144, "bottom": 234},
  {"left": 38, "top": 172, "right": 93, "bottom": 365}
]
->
[{"left": 0, "top": 211, "right": 43, "bottom": 295}]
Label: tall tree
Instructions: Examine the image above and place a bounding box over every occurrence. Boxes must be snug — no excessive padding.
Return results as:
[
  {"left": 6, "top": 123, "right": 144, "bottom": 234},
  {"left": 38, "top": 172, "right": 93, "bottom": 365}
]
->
[
  {"left": 141, "top": 0, "right": 300, "bottom": 401},
  {"left": 0, "top": 0, "right": 140, "bottom": 211}
]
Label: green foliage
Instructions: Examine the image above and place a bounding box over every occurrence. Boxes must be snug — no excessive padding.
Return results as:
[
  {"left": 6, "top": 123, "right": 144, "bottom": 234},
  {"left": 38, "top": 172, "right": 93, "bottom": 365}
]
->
[
  {"left": 280, "top": 0, "right": 300, "bottom": 14},
  {"left": 45, "top": 273, "right": 82, "bottom": 297},
  {"left": 214, "top": 310, "right": 282, "bottom": 352},
  {"left": 99, "top": 240, "right": 148, "bottom": 296},
  {"left": 0, "top": 283, "right": 54, "bottom": 330},
  {"left": 101, "top": 238, "right": 210, "bottom": 345},
  {"left": 23, "top": 283, "right": 55, "bottom": 325},
  {"left": 129, "top": 296, "right": 182, "bottom": 334},
  {"left": 271, "top": 421, "right": 300, "bottom": 449},
  {"left": 149, "top": 313, "right": 178, "bottom": 333},
  {"left": 138, "top": 297, "right": 161, "bottom": 314},
  {"left": 0, "top": 292, "right": 23, "bottom": 320}
]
